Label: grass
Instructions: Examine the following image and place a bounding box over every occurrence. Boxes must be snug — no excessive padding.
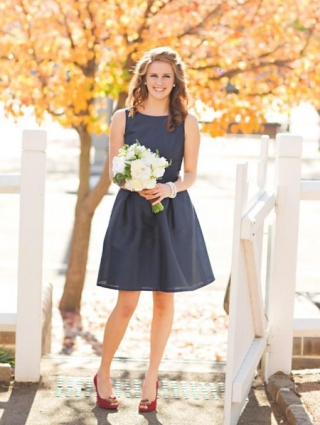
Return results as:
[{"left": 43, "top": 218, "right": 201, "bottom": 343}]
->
[{"left": 0, "top": 346, "right": 15, "bottom": 367}]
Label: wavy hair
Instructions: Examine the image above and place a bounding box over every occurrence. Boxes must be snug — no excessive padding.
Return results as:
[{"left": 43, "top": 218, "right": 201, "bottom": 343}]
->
[{"left": 125, "top": 47, "right": 189, "bottom": 132}]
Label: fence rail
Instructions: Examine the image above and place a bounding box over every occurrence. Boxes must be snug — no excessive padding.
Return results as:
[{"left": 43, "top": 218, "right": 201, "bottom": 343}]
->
[
  {"left": 0, "top": 175, "right": 20, "bottom": 193},
  {"left": 300, "top": 180, "right": 320, "bottom": 200}
]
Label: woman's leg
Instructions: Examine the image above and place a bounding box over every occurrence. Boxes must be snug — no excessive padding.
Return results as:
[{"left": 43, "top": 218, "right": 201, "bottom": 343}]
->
[
  {"left": 96, "top": 290, "right": 140, "bottom": 398},
  {"left": 141, "top": 291, "right": 174, "bottom": 402}
]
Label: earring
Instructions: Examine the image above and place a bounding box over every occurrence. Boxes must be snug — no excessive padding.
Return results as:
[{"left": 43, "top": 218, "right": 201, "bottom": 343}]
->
[
  {"left": 144, "top": 82, "right": 147, "bottom": 85},
  {"left": 173, "top": 84, "right": 176, "bottom": 87}
]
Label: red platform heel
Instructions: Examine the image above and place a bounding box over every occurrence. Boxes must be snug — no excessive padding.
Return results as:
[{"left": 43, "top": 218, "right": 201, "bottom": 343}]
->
[
  {"left": 139, "top": 381, "right": 159, "bottom": 413},
  {"left": 93, "top": 374, "right": 119, "bottom": 410}
]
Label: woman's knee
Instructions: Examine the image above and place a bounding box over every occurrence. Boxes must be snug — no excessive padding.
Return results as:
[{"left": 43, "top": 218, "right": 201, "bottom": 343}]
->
[
  {"left": 153, "top": 292, "right": 174, "bottom": 315},
  {"left": 115, "top": 291, "right": 140, "bottom": 318}
]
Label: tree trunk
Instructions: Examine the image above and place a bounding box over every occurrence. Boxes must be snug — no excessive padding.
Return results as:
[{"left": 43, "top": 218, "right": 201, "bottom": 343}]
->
[
  {"left": 116, "top": 91, "right": 128, "bottom": 110},
  {"left": 59, "top": 127, "right": 111, "bottom": 313}
]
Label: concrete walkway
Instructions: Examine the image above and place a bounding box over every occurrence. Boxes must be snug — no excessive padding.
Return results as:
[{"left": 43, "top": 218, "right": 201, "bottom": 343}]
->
[{"left": 0, "top": 356, "right": 292, "bottom": 425}]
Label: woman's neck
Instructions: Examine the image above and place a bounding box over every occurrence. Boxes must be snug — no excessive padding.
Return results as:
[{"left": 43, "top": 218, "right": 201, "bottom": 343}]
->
[{"left": 140, "top": 98, "right": 169, "bottom": 116}]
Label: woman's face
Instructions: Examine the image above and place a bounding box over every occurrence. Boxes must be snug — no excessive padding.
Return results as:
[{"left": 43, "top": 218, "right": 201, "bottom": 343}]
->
[{"left": 145, "top": 61, "right": 175, "bottom": 100}]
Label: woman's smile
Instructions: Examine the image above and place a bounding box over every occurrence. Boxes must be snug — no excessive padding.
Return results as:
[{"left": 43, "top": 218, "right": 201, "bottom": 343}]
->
[{"left": 145, "top": 61, "right": 175, "bottom": 95}]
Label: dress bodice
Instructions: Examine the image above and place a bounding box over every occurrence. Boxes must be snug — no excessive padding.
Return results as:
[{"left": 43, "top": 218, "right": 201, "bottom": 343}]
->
[{"left": 124, "top": 110, "right": 185, "bottom": 183}]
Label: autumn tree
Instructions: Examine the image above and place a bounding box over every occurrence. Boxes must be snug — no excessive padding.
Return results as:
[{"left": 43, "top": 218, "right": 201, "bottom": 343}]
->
[{"left": 0, "top": 0, "right": 319, "bottom": 314}]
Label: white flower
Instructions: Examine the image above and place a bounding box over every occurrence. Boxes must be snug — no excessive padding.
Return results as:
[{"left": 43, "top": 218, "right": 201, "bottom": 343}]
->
[
  {"left": 150, "top": 156, "right": 168, "bottom": 178},
  {"left": 126, "top": 145, "right": 138, "bottom": 160},
  {"left": 130, "top": 159, "right": 151, "bottom": 180},
  {"left": 143, "top": 178, "right": 157, "bottom": 189},
  {"left": 112, "top": 140, "right": 171, "bottom": 213},
  {"left": 153, "top": 167, "right": 165, "bottom": 178},
  {"left": 141, "top": 148, "right": 152, "bottom": 158},
  {"left": 126, "top": 178, "right": 144, "bottom": 191},
  {"left": 112, "top": 156, "right": 126, "bottom": 175},
  {"left": 135, "top": 145, "right": 147, "bottom": 155}
]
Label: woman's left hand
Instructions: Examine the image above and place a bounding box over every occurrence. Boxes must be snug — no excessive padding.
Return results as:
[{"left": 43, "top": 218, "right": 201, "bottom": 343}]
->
[{"left": 139, "top": 183, "right": 171, "bottom": 205}]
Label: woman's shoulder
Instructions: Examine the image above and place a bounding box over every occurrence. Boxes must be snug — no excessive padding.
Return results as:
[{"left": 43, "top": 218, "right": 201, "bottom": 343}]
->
[
  {"left": 111, "top": 108, "right": 127, "bottom": 127},
  {"left": 112, "top": 108, "right": 127, "bottom": 121},
  {"left": 185, "top": 112, "right": 199, "bottom": 123},
  {"left": 110, "top": 109, "right": 127, "bottom": 135},
  {"left": 184, "top": 112, "right": 199, "bottom": 132}
]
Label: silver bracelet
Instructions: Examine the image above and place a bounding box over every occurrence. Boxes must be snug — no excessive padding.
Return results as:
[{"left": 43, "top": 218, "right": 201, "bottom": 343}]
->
[{"left": 166, "top": 182, "right": 177, "bottom": 198}]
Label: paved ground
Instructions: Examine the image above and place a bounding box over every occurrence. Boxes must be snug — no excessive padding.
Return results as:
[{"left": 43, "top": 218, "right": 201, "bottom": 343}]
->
[
  {"left": 0, "top": 356, "right": 291, "bottom": 425},
  {"left": 0, "top": 116, "right": 320, "bottom": 423}
]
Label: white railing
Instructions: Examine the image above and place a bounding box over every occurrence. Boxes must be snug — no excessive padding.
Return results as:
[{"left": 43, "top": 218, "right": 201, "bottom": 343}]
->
[
  {"left": 293, "top": 179, "right": 320, "bottom": 337},
  {"left": 224, "top": 133, "right": 319, "bottom": 423},
  {"left": 224, "top": 135, "right": 274, "bottom": 424},
  {"left": 225, "top": 132, "right": 320, "bottom": 423},
  {"left": 0, "top": 129, "right": 46, "bottom": 382}
]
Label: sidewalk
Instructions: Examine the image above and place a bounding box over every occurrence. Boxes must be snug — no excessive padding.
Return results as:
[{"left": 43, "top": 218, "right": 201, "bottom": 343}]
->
[
  {"left": 1, "top": 358, "right": 226, "bottom": 425},
  {"left": 0, "top": 356, "right": 293, "bottom": 425}
]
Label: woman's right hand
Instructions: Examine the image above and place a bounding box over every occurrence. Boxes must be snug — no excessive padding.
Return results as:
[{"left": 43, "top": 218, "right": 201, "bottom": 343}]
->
[{"left": 138, "top": 184, "right": 171, "bottom": 205}]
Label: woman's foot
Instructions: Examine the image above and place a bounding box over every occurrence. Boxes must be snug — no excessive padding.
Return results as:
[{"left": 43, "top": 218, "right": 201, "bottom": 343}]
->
[
  {"left": 139, "top": 379, "right": 159, "bottom": 413},
  {"left": 93, "top": 374, "right": 119, "bottom": 410}
]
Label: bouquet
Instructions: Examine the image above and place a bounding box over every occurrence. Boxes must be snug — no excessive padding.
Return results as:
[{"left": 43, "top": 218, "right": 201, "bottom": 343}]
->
[{"left": 112, "top": 140, "right": 171, "bottom": 213}]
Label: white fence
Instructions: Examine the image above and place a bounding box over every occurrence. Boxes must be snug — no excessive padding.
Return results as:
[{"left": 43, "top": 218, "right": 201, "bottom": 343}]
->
[
  {"left": 0, "top": 129, "right": 46, "bottom": 382},
  {"left": 224, "top": 133, "right": 320, "bottom": 424},
  {"left": 293, "top": 180, "right": 320, "bottom": 338}
]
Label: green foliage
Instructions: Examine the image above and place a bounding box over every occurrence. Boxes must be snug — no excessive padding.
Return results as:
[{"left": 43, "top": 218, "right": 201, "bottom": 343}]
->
[
  {"left": 0, "top": 346, "right": 15, "bottom": 367},
  {"left": 291, "top": 20, "right": 308, "bottom": 32}
]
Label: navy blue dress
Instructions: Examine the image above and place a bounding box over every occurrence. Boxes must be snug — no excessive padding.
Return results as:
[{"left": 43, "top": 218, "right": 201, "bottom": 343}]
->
[{"left": 97, "top": 111, "right": 214, "bottom": 292}]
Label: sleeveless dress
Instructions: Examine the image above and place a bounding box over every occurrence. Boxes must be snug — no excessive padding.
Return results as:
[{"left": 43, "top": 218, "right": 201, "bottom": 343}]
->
[{"left": 97, "top": 111, "right": 215, "bottom": 292}]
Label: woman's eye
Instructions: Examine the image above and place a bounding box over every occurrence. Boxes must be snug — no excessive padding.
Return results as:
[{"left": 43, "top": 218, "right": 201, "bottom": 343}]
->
[{"left": 149, "top": 75, "right": 172, "bottom": 78}]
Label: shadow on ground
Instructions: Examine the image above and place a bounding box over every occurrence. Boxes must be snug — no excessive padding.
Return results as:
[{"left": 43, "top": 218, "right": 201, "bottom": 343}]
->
[
  {"left": 238, "top": 378, "right": 289, "bottom": 425},
  {"left": 0, "top": 381, "right": 38, "bottom": 425}
]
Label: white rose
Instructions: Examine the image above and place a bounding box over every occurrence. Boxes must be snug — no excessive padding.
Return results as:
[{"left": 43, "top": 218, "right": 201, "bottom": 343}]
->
[
  {"left": 126, "top": 145, "right": 138, "bottom": 160},
  {"left": 151, "top": 157, "right": 168, "bottom": 178},
  {"left": 152, "top": 167, "right": 165, "bottom": 178},
  {"left": 131, "top": 160, "right": 150, "bottom": 179},
  {"left": 129, "top": 179, "right": 144, "bottom": 191},
  {"left": 141, "top": 148, "right": 151, "bottom": 158},
  {"left": 112, "top": 156, "right": 126, "bottom": 175},
  {"left": 143, "top": 178, "right": 157, "bottom": 189},
  {"left": 135, "top": 145, "right": 147, "bottom": 155},
  {"left": 156, "top": 156, "right": 168, "bottom": 167}
]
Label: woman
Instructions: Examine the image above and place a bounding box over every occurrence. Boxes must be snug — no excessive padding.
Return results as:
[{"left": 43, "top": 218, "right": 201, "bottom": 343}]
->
[{"left": 94, "top": 46, "right": 215, "bottom": 413}]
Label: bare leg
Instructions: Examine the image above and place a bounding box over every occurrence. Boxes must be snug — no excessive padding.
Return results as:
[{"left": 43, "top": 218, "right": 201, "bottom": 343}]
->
[
  {"left": 96, "top": 290, "right": 140, "bottom": 398},
  {"left": 141, "top": 291, "right": 174, "bottom": 403}
]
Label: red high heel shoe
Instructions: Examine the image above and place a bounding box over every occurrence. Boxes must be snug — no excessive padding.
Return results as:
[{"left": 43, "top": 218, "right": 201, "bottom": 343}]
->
[
  {"left": 139, "top": 381, "right": 159, "bottom": 413},
  {"left": 93, "top": 374, "right": 119, "bottom": 410}
]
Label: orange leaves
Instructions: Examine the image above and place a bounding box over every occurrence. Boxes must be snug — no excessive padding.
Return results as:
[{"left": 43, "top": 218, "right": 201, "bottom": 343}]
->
[{"left": 1, "top": 0, "right": 320, "bottom": 135}]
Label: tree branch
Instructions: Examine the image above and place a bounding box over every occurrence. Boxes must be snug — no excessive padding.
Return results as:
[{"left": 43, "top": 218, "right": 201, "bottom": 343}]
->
[
  {"left": 299, "top": 25, "right": 315, "bottom": 56},
  {"left": 57, "top": 1, "right": 79, "bottom": 64},
  {"left": 177, "top": 5, "right": 223, "bottom": 39},
  {"left": 191, "top": 58, "right": 293, "bottom": 80}
]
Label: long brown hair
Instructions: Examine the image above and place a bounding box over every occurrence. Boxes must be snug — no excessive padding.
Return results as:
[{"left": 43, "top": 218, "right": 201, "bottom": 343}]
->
[{"left": 125, "top": 47, "right": 189, "bottom": 132}]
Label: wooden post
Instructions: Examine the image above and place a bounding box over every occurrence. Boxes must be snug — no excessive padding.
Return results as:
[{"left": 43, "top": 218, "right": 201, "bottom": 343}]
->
[
  {"left": 265, "top": 133, "right": 302, "bottom": 379},
  {"left": 15, "top": 130, "right": 47, "bottom": 382}
]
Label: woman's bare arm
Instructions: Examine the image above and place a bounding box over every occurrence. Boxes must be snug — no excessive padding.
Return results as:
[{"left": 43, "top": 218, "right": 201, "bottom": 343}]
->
[{"left": 108, "top": 109, "right": 126, "bottom": 181}]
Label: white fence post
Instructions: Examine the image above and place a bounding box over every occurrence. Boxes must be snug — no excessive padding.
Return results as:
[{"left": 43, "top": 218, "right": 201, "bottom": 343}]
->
[
  {"left": 266, "top": 133, "right": 302, "bottom": 379},
  {"left": 15, "top": 130, "right": 47, "bottom": 382}
]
